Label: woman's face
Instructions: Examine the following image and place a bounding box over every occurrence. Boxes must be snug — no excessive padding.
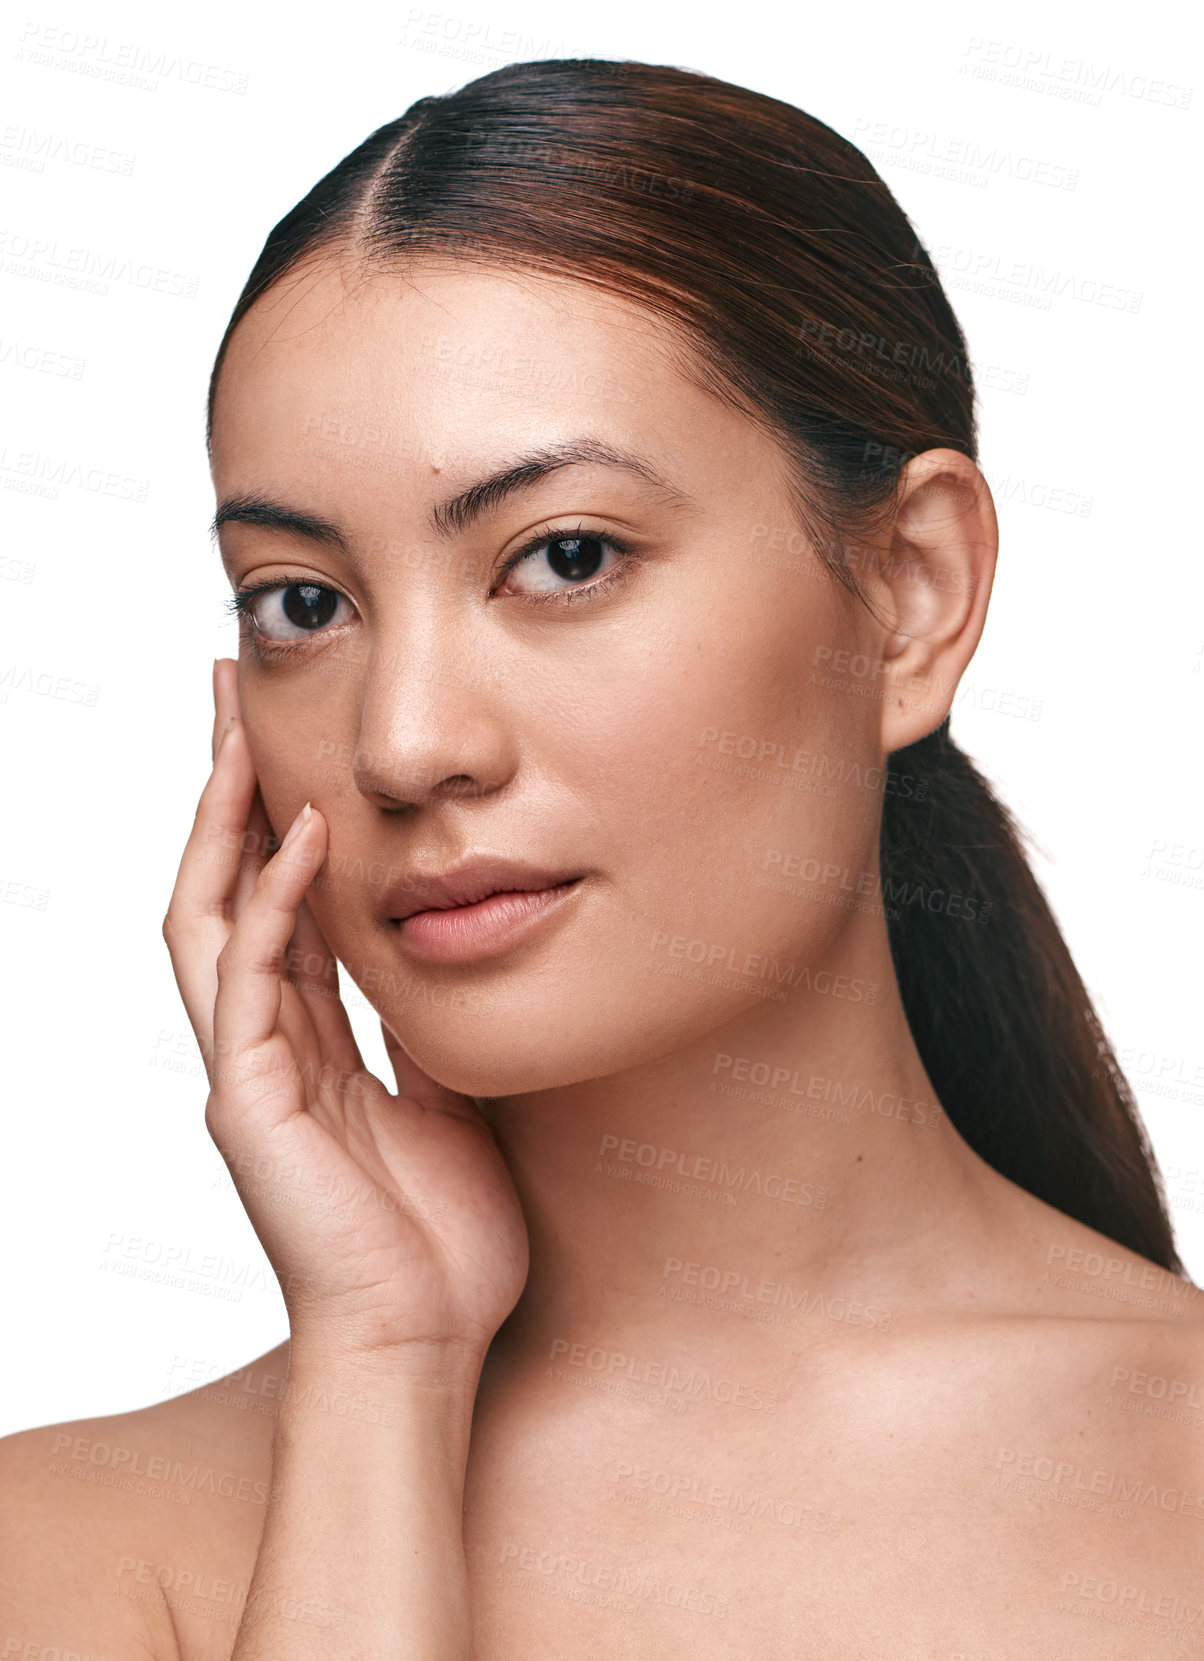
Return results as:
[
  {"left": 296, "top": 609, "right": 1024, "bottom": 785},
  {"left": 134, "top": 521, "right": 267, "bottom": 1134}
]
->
[{"left": 209, "top": 257, "right": 896, "bottom": 1096}]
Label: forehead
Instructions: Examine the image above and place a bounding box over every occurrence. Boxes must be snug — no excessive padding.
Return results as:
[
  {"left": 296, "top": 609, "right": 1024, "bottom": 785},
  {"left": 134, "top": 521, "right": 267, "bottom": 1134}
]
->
[{"left": 210, "top": 258, "right": 719, "bottom": 485}]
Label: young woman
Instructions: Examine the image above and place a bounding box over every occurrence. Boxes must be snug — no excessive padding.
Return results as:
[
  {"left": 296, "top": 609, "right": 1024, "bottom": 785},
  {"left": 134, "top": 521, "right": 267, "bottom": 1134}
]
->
[{"left": 3, "top": 56, "right": 1200, "bottom": 1659}]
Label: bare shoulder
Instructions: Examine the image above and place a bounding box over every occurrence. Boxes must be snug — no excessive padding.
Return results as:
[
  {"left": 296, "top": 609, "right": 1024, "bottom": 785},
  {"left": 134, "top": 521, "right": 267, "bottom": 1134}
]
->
[
  {"left": 0, "top": 1402, "right": 182, "bottom": 1657},
  {"left": 1002, "top": 1183, "right": 1204, "bottom": 1337},
  {"left": 966, "top": 1184, "right": 1204, "bottom": 1513},
  {"left": 0, "top": 1344, "right": 285, "bottom": 1660}
]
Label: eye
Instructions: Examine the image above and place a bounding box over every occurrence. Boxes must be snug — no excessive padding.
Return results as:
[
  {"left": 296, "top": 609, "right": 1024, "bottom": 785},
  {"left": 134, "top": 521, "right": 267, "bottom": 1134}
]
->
[
  {"left": 496, "top": 529, "right": 635, "bottom": 602},
  {"left": 226, "top": 579, "right": 356, "bottom": 645}
]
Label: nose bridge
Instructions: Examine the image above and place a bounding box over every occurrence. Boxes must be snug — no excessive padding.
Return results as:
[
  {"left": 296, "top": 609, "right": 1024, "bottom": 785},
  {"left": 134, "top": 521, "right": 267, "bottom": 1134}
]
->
[{"left": 350, "top": 588, "right": 508, "bottom": 807}]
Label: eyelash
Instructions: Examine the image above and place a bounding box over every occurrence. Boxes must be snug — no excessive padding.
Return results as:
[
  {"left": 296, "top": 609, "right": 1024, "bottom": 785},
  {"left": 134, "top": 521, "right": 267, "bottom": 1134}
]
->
[
  {"left": 497, "top": 522, "right": 640, "bottom": 607},
  {"left": 223, "top": 524, "right": 641, "bottom": 658}
]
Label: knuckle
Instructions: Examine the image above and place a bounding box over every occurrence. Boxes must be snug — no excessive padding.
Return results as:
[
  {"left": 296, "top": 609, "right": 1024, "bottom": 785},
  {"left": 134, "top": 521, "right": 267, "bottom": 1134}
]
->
[{"left": 204, "top": 1094, "right": 233, "bottom": 1143}]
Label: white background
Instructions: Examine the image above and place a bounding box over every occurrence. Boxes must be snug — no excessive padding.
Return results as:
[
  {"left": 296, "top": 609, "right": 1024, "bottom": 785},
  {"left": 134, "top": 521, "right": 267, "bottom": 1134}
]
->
[{"left": 1, "top": 0, "right": 1200, "bottom": 1434}]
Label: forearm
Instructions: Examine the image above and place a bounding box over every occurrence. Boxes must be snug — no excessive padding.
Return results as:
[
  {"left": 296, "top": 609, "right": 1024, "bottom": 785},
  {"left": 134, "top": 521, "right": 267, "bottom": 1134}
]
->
[{"left": 230, "top": 1345, "right": 482, "bottom": 1660}]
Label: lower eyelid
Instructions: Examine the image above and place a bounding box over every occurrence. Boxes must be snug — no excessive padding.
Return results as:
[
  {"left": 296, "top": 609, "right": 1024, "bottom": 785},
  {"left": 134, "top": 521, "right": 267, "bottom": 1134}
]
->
[{"left": 525, "top": 561, "right": 634, "bottom": 607}]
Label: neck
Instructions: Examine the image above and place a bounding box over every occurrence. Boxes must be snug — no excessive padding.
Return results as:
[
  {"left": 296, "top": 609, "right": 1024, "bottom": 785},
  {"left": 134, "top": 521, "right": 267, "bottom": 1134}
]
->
[{"left": 477, "top": 914, "right": 1008, "bottom": 1389}]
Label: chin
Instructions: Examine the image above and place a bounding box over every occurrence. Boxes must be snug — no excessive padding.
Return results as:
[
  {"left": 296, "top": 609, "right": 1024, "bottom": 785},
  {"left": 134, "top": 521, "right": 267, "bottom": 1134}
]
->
[
  {"left": 396, "top": 1031, "right": 609, "bottom": 1100},
  {"left": 385, "top": 989, "right": 722, "bottom": 1102}
]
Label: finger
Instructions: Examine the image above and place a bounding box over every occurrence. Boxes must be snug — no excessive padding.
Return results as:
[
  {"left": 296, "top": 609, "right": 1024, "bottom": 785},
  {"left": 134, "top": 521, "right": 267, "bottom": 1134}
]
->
[
  {"left": 211, "top": 802, "right": 328, "bottom": 1128},
  {"left": 286, "top": 896, "right": 364, "bottom": 1077},
  {"left": 231, "top": 784, "right": 276, "bottom": 917},
  {"left": 211, "top": 660, "right": 277, "bottom": 915},
  {"left": 162, "top": 708, "right": 261, "bottom": 1062},
  {"left": 212, "top": 656, "right": 238, "bottom": 763}
]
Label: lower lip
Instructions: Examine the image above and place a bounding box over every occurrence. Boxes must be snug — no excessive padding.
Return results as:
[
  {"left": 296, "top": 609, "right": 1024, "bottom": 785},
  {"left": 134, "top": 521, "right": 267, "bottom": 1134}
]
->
[{"left": 396, "top": 880, "right": 584, "bottom": 963}]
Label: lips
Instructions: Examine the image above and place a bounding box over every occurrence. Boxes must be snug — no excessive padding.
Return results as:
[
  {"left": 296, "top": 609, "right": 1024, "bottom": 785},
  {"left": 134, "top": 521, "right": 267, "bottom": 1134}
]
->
[{"left": 383, "top": 858, "right": 583, "bottom": 922}]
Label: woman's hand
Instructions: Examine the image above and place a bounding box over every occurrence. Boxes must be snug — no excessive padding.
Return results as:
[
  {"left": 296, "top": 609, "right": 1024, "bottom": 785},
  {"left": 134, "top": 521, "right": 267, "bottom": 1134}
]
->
[{"left": 160, "top": 658, "right": 529, "bottom": 1375}]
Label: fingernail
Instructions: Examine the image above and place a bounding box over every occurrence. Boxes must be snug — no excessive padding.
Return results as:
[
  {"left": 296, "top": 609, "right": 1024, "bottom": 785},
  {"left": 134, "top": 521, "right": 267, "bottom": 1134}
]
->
[{"left": 281, "top": 801, "right": 312, "bottom": 850}]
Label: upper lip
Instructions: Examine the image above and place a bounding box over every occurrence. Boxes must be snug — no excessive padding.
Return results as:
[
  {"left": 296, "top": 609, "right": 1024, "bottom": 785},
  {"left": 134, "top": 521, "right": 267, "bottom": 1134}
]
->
[{"left": 384, "top": 858, "right": 583, "bottom": 922}]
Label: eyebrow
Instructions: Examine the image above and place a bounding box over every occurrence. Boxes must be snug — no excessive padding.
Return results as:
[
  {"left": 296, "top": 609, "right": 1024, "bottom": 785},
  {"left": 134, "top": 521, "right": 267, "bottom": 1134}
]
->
[
  {"left": 209, "top": 437, "right": 690, "bottom": 552},
  {"left": 210, "top": 496, "right": 350, "bottom": 554},
  {"left": 428, "top": 439, "right": 686, "bottom": 536}
]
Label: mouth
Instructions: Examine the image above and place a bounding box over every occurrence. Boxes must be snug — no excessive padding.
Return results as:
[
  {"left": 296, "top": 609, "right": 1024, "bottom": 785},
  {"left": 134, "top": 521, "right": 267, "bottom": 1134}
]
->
[{"left": 387, "top": 869, "right": 586, "bottom": 965}]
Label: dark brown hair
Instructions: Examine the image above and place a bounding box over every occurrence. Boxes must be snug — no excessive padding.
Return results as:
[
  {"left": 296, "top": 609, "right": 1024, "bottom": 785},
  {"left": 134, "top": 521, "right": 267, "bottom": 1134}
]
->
[{"left": 207, "top": 57, "right": 1182, "bottom": 1273}]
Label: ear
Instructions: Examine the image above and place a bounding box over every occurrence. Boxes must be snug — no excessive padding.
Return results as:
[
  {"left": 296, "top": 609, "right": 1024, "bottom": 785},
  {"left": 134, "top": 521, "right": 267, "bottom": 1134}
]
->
[{"left": 861, "top": 449, "right": 999, "bottom": 753}]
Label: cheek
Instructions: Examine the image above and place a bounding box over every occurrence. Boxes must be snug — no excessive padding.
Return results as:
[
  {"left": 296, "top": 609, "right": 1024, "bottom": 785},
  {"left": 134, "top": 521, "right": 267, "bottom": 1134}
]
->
[
  {"left": 546, "top": 595, "right": 880, "bottom": 949},
  {"left": 244, "top": 731, "right": 357, "bottom": 932},
  {"left": 243, "top": 730, "right": 305, "bottom": 843},
  {"left": 240, "top": 673, "right": 353, "bottom": 834}
]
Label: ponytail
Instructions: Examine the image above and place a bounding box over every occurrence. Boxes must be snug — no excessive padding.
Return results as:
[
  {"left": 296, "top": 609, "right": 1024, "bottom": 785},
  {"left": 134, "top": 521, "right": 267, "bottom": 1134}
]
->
[{"left": 881, "top": 720, "right": 1181, "bottom": 1273}]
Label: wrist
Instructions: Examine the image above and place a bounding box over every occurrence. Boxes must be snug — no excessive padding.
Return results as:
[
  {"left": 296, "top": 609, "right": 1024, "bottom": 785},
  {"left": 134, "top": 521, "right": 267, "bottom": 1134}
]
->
[{"left": 283, "top": 1328, "right": 486, "bottom": 1399}]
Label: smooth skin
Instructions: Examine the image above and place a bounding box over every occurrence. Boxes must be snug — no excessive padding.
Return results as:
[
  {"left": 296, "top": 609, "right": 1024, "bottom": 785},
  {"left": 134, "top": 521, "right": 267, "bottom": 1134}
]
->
[{"left": 1, "top": 255, "right": 1201, "bottom": 1658}]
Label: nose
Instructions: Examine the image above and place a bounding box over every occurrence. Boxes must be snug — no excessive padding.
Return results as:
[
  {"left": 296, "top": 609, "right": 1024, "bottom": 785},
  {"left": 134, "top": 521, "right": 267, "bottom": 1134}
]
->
[{"left": 349, "top": 610, "right": 516, "bottom": 811}]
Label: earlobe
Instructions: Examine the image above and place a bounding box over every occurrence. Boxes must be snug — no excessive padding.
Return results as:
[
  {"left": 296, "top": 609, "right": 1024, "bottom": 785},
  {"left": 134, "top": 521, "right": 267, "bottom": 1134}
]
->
[{"left": 873, "top": 449, "right": 998, "bottom": 754}]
